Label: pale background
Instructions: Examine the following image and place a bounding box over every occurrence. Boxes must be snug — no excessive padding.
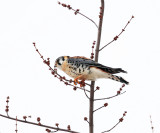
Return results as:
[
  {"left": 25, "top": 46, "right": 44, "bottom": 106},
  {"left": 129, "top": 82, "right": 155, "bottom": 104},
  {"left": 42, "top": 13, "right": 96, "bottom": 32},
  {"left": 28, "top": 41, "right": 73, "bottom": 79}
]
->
[{"left": 0, "top": 0, "right": 160, "bottom": 133}]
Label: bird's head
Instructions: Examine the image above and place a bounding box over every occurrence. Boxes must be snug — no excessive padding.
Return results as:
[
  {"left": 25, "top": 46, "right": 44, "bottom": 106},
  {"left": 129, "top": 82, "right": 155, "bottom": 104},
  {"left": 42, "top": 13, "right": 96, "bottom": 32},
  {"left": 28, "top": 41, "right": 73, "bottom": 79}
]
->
[{"left": 54, "top": 56, "right": 68, "bottom": 70}]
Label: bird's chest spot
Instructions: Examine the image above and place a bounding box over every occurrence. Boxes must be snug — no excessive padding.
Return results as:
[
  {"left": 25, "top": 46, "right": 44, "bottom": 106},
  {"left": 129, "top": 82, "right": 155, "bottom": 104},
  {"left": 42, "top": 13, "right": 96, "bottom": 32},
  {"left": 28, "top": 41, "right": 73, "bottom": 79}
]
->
[
  {"left": 69, "top": 63, "right": 90, "bottom": 76},
  {"left": 68, "top": 65, "right": 80, "bottom": 77}
]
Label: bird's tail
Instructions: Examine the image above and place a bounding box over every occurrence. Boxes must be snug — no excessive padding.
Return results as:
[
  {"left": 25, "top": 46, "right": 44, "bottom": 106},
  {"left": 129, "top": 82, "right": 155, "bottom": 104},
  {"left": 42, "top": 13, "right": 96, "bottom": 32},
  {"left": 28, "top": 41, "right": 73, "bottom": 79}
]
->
[{"left": 109, "top": 74, "right": 129, "bottom": 85}]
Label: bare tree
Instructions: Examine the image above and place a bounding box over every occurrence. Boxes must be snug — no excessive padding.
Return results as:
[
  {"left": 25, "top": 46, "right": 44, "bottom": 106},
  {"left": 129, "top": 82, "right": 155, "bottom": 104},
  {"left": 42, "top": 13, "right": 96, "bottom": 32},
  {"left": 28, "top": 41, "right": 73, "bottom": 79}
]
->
[{"left": 0, "top": 1, "right": 133, "bottom": 133}]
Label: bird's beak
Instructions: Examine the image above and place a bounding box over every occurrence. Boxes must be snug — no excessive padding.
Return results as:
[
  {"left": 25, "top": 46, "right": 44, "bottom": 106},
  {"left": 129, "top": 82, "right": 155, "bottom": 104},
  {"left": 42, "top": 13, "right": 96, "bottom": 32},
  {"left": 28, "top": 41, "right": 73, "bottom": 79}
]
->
[{"left": 54, "top": 60, "right": 57, "bottom": 67}]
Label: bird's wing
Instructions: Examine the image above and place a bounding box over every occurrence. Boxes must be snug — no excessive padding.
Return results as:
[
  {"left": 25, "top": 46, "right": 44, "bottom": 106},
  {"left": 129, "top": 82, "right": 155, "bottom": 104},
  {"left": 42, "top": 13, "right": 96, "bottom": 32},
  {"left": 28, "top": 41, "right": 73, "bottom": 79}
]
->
[{"left": 69, "top": 56, "right": 127, "bottom": 74}]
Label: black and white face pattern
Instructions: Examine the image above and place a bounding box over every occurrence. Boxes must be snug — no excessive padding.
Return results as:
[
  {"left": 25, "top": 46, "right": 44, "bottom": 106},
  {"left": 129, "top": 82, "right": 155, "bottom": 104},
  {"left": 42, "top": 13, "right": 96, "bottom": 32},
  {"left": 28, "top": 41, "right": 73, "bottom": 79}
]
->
[{"left": 55, "top": 56, "right": 65, "bottom": 69}]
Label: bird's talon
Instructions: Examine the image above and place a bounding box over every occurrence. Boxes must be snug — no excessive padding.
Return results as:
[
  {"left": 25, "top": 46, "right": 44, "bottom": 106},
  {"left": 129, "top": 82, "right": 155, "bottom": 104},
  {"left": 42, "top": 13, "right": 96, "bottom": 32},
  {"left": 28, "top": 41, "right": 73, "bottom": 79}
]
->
[
  {"left": 74, "top": 79, "right": 79, "bottom": 85},
  {"left": 79, "top": 80, "right": 85, "bottom": 87},
  {"left": 74, "top": 80, "right": 77, "bottom": 85}
]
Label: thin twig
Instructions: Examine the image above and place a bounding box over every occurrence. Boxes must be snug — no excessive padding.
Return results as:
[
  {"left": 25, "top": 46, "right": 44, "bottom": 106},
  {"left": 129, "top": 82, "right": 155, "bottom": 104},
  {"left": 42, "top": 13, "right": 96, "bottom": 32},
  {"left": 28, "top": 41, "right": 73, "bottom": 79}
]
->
[
  {"left": 5, "top": 96, "right": 9, "bottom": 117},
  {"left": 150, "top": 115, "right": 154, "bottom": 133},
  {"left": 101, "top": 111, "right": 127, "bottom": 133},
  {"left": 101, "top": 122, "right": 120, "bottom": 133},
  {"left": 52, "top": 128, "right": 59, "bottom": 132},
  {"left": 84, "top": 88, "right": 90, "bottom": 100},
  {"left": 93, "top": 106, "right": 104, "bottom": 113},
  {"left": 15, "top": 116, "right": 18, "bottom": 133},
  {"left": 93, "top": 103, "right": 108, "bottom": 113},
  {"left": 94, "top": 91, "right": 126, "bottom": 101},
  {"left": 33, "top": 43, "right": 90, "bottom": 92},
  {"left": 0, "top": 114, "right": 79, "bottom": 133},
  {"left": 58, "top": 2, "right": 98, "bottom": 28},
  {"left": 71, "top": 8, "right": 98, "bottom": 28},
  {"left": 84, "top": 117, "right": 90, "bottom": 125},
  {"left": 99, "top": 15, "right": 134, "bottom": 51},
  {"left": 58, "top": 77, "right": 90, "bottom": 92}
]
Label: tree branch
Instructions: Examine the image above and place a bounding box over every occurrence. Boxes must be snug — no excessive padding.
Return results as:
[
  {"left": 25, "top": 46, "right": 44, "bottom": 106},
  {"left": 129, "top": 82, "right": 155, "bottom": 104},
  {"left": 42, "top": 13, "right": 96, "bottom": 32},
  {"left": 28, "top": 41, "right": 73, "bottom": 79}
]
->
[
  {"left": 93, "top": 103, "right": 108, "bottom": 113},
  {"left": 71, "top": 8, "right": 98, "bottom": 28},
  {"left": 101, "top": 121, "right": 120, "bottom": 133},
  {"left": 33, "top": 42, "right": 90, "bottom": 92},
  {"left": 150, "top": 115, "right": 154, "bottom": 133},
  {"left": 5, "top": 96, "right": 10, "bottom": 117},
  {"left": 101, "top": 111, "right": 127, "bottom": 133},
  {"left": 99, "top": 15, "right": 134, "bottom": 51},
  {"left": 15, "top": 116, "right": 18, "bottom": 133},
  {"left": 94, "top": 91, "right": 126, "bottom": 101},
  {"left": 84, "top": 88, "right": 90, "bottom": 100},
  {"left": 58, "top": 2, "right": 98, "bottom": 28},
  {"left": 0, "top": 114, "right": 79, "bottom": 133}
]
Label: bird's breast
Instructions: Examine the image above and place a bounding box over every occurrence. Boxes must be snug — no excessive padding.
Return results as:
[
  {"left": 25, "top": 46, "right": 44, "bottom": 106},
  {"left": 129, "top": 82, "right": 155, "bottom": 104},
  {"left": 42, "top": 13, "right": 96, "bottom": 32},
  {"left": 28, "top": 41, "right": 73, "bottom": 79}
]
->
[{"left": 62, "top": 61, "right": 91, "bottom": 79}]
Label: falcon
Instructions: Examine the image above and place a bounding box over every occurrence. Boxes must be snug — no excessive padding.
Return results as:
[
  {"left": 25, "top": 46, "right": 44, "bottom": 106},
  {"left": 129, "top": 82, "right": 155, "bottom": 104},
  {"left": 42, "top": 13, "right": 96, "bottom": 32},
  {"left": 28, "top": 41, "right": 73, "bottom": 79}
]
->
[{"left": 54, "top": 56, "right": 129, "bottom": 85}]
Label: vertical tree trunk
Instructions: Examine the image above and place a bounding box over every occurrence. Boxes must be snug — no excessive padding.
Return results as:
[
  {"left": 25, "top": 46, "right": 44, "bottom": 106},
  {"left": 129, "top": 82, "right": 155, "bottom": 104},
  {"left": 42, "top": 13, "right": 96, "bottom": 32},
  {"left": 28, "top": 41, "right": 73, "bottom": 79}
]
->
[
  {"left": 89, "top": 0, "right": 104, "bottom": 133},
  {"left": 89, "top": 81, "right": 95, "bottom": 133},
  {"left": 95, "top": 0, "right": 104, "bottom": 63}
]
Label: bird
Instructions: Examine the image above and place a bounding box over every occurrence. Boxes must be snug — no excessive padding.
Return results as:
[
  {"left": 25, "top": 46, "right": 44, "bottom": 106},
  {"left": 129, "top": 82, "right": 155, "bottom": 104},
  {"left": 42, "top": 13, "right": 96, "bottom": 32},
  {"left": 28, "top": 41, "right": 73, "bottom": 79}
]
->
[{"left": 54, "top": 56, "right": 129, "bottom": 85}]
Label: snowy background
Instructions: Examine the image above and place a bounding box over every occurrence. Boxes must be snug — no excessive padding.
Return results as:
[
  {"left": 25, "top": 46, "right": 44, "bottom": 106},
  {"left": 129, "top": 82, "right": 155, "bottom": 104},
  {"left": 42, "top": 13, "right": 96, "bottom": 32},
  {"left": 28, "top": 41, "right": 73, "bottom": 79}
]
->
[{"left": 0, "top": 0, "right": 160, "bottom": 133}]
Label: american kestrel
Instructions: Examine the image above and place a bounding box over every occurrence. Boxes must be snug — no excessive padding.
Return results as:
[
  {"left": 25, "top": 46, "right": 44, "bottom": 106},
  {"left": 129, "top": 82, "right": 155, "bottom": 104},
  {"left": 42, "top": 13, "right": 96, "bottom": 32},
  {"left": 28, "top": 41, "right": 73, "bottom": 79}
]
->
[{"left": 54, "top": 56, "right": 129, "bottom": 85}]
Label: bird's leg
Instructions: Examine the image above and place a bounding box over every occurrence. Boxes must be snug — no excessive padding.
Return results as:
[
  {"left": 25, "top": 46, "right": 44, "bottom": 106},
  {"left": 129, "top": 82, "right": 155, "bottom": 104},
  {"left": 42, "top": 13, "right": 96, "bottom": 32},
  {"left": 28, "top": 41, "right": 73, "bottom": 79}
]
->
[
  {"left": 74, "top": 76, "right": 86, "bottom": 87},
  {"left": 74, "top": 79, "right": 79, "bottom": 85},
  {"left": 74, "top": 75, "right": 83, "bottom": 85}
]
